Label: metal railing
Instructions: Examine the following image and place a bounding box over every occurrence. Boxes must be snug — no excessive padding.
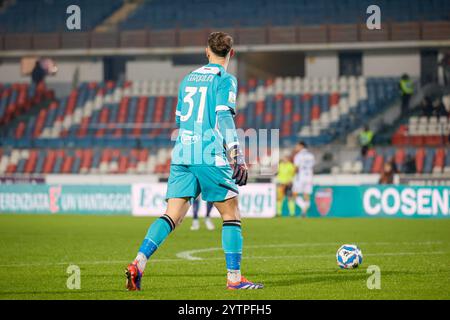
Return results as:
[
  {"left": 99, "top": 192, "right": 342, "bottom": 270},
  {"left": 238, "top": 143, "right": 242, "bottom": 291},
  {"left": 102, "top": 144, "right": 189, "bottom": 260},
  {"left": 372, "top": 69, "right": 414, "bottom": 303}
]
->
[{"left": 1, "top": 21, "right": 449, "bottom": 51}]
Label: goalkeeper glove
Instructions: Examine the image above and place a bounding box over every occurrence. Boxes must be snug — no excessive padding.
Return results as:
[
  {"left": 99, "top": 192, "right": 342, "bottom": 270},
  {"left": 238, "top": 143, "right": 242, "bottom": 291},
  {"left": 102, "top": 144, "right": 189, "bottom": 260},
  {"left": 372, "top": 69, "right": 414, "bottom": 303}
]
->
[{"left": 229, "top": 145, "right": 248, "bottom": 186}]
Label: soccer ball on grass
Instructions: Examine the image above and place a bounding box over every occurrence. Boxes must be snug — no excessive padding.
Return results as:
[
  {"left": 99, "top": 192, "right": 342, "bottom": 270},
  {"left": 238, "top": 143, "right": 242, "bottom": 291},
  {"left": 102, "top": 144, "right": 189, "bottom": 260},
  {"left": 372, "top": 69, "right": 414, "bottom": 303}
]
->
[{"left": 336, "top": 244, "right": 363, "bottom": 269}]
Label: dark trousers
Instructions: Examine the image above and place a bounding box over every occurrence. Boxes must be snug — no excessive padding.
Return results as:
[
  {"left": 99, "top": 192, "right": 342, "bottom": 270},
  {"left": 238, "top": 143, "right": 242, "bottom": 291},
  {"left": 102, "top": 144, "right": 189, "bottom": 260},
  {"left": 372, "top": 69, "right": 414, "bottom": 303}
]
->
[
  {"left": 193, "top": 199, "right": 213, "bottom": 219},
  {"left": 401, "top": 94, "right": 411, "bottom": 115},
  {"left": 361, "top": 145, "right": 369, "bottom": 157}
]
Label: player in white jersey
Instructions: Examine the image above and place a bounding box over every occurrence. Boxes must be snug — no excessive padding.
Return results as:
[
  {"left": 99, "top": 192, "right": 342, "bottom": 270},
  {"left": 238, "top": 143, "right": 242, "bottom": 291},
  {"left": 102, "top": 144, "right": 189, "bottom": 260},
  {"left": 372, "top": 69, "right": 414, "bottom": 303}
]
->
[{"left": 292, "top": 141, "right": 315, "bottom": 217}]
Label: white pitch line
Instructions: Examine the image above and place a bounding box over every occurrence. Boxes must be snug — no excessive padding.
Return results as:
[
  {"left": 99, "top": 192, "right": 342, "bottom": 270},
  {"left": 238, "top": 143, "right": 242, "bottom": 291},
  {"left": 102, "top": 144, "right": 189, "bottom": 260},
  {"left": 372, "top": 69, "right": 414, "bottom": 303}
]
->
[
  {"left": 0, "top": 241, "right": 445, "bottom": 268},
  {"left": 242, "top": 251, "right": 447, "bottom": 260},
  {"left": 0, "top": 251, "right": 446, "bottom": 268},
  {"left": 0, "top": 258, "right": 182, "bottom": 268},
  {"left": 175, "top": 241, "right": 444, "bottom": 261}
]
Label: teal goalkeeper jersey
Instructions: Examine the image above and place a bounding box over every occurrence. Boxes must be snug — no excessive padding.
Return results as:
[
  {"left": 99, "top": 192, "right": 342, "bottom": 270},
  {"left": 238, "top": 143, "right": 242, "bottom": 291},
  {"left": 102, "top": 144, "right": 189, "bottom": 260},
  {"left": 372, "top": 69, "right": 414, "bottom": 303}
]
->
[{"left": 172, "top": 63, "right": 238, "bottom": 166}]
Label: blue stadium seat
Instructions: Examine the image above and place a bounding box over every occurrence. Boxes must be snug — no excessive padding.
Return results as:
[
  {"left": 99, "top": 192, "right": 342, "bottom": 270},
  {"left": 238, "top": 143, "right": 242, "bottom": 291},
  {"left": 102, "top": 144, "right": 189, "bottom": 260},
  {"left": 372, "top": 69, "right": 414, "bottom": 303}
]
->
[
  {"left": 0, "top": 0, "right": 124, "bottom": 33},
  {"left": 118, "top": 0, "right": 450, "bottom": 31}
]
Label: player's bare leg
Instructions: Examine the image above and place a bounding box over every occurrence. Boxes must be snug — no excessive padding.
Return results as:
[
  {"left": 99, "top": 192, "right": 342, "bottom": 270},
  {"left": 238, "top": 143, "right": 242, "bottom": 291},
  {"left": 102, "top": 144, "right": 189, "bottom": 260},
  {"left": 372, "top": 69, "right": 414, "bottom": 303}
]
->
[
  {"left": 214, "top": 196, "right": 263, "bottom": 290},
  {"left": 125, "top": 197, "right": 190, "bottom": 291},
  {"left": 214, "top": 196, "right": 241, "bottom": 221},
  {"left": 164, "top": 197, "right": 191, "bottom": 225}
]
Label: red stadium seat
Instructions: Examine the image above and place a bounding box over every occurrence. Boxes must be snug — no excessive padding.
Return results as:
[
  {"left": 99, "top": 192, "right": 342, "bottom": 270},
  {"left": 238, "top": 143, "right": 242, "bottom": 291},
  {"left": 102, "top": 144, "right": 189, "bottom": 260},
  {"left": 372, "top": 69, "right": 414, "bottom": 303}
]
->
[
  {"left": 118, "top": 97, "right": 129, "bottom": 123},
  {"left": 292, "top": 113, "right": 301, "bottom": 122},
  {"left": 311, "top": 105, "right": 321, "bottom": 120},
  {"left": 392, "top": 125, "right": 409, "bottom": 145},
  {"left": 96, "top": 108, "right": 109, "bottom": 137},
  {"left": 424, "top": 135, "right": 443, "bottom": 146},
  {"left": 15, "top": 121, "right": 26, "bottom": 139},
  {"left": 61, "top": 157, "right": 74, "bottom": 173},
  {"left": 366, "top": 148, "right": 376, "bottom": 158},
  {"left": 66, "top": 91, "right": 78, "bottom": 116},
  {"left": 138, "top": 149, "right": 149, "bottom": 162},
  {"left": 6, "top": 164, "right": 17, "bottom": 174},
  {"left": 77, "top": 117, "right": 90, "bottom": 137},
  {"left": 24, "top": 150, "right": 38, "bottom": 173},
  {"left": 329, "top": 93, "right": 340, "bottom": 106},
  {"left": 394, "top": 148, "right": 406, "bottom": 168},
  {"left": 411, "top": 135, "right": 424, "bottom": 146},
  {"left": 434, "top": 148, "right": 445, "bottom": 169},
  {"left": 256, "top": 101, "right": 265, "bottom": 116},
  {"left": 248, "top": 78, "right": 257, "bottom": 90},
  {"left": 106, "top": 81, "right": 115, "bottom": 89},
  {"left": 371, "top": 154, "right": 384, "bottom": 173},
  {"left": 43, "top": 150, "right": 56, "bottom": 174},
  {"left": 118, "top": 156, "right": 128, "bottom": 173},
  {"left": 80, "top": 149, "right": 93, "bottom": 171},
  {"left": 415, "top": 148, "right": 426, "bottom": 173},
  {"left": 133, "top": 97, "right": 148, "bottom": 136},
  {"left": 281, "top": 122, "right": 292, "bottom": 137},
  {"left": 264, "top": 113, "right": 273, "bottom": 124},
  {"left": 235, "top": 114, "right": 245, "bottom": 128},
  {"left": 302, "top": 93, "right": 311, "bottom": 102},
  {"left": 33, "top": 109, "right": 47, "bottom": 137},
  {"left": 283, "top": 98, "right": 292, "bottom": 116}
]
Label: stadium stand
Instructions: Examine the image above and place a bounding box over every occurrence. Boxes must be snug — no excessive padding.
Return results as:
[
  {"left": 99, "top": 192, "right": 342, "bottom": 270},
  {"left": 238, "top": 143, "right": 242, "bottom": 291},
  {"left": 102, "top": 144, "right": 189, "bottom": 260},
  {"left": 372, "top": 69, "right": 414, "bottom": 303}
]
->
[
  {"left": 0, "top": 2, "right": 448, "bottom": 178},
  {"left": 120, "top": 0, "right": 450, "bottom": 30},
  {"left": 331, "top": 147, "right": 450, "bottom": 175},
  {"left": 391, "top": 94, "right": 450, "bottom": 146},
  {"left": 1, "top": 0, "right": 449, "bottom": 34},
  {"left": 333, "top": 92, "right": 450, "bottom": 176},
  {"left": 0, "top": 76, "right": 398, "bottom": 149},
  {"left": 0, "top": 76, "right": 414, "bottom": 176},
  {"left": 0, "top": 82, "right": 54, "bottom": 126},
  {"left": 0, "top": 146, "right": 170, "bottom": 175},
  {"left": 1, "top": 0, "right": 449, "bottom": 51},
  {"left": 0, "top": 0, "right": 124, "bottom": 33},
  {"left": 0, "top": 145, "right": 281, "bottom": 175}
]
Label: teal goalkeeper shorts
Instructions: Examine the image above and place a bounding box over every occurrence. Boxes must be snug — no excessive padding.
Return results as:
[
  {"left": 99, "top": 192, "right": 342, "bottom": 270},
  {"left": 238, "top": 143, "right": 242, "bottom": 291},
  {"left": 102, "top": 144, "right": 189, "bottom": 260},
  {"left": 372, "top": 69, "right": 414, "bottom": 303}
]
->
[{"left": 166, "top": 164, "right": 239, "bottom": 202}]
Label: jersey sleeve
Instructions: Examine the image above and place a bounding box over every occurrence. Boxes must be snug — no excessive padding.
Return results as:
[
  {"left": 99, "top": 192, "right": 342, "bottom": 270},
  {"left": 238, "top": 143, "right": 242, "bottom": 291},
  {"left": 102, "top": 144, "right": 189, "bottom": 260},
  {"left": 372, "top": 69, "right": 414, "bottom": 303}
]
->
[
  {"left": 175, "top": 80, "right": 184, "bottom": 126},
  {"left": 311, "top": 154, "right": 316, "bottom": 168},
  {"left": 294, "top": 154, "right": 301, "bottom": 167},
  {"left": 215, "top": 76, "right": 237, "bottom": 115},
  {"left": 217, "top": 109, "right": 239, "bottom": 150}
]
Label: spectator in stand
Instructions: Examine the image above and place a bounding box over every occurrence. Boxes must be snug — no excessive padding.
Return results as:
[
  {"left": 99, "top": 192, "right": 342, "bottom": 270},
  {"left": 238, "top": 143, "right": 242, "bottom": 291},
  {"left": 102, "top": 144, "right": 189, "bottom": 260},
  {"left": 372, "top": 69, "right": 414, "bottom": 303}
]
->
[
  {"left": 399, "top": 74, "right": 414, "bottom": 115},
  {"left": 420, "top": 96, "right": 434, "bottom": 117},
  {"left": 443, "top": 95, "right": 450, "bottom": 114},
  {"left": 432, "top": 98, "right": 449, "bottom": 118},
  {"left": 31, "top": 58, "right": 57, "bottom": 87},
  {"left": 387, "top": 156, "right": 398, "bottom": 174},
  {"left": 404, "top": 154, "right": 416, "bottom": 174},
  {"left": 31, "top": 60, "right": 46, "bottom": 86},
  {"left": 379, "top": 161, "right": 395, "bottom": 184},
  {"left": 439, "top": 53, "right": 450, "bottom": 86},
  {"left": 358, "top": 125, "right": 374, "bottom": 157}
]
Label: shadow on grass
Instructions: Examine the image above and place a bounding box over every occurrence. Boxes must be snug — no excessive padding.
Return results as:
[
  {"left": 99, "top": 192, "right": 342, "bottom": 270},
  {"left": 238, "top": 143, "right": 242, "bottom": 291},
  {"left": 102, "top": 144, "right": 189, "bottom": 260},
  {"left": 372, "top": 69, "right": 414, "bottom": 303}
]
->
[
  {"left": 262, "top": 270, "right": 418, "bottom": 287},
  {"left": 0, "top": 288, "right": 125, "bottom": 297},
  {"left": 0, "top": 269, "right": 429, "bottom": 298}
]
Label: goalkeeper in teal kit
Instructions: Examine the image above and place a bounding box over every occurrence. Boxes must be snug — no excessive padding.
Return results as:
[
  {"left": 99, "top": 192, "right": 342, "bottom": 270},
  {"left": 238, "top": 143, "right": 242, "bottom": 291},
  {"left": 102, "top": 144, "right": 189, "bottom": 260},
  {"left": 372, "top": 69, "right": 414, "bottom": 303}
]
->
[{"left": 125, "top": 32, "right": 263, "bottom": 291}]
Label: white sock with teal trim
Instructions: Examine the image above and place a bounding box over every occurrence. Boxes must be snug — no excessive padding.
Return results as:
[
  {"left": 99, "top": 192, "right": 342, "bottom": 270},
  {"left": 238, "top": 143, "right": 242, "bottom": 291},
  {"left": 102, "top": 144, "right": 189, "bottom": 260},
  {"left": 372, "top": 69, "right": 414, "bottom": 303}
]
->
[
  {"left": 227, "top": 269, "right": 241, "bottom": 283},
  {"left": 296, "top": 196, "right": 306, "bottom": 211},
  {"left": 134, "top": 252, "right": 147, "bottom": 273},
  {"left": 304, "top": 200, "right": 310, "bottom": 212}
]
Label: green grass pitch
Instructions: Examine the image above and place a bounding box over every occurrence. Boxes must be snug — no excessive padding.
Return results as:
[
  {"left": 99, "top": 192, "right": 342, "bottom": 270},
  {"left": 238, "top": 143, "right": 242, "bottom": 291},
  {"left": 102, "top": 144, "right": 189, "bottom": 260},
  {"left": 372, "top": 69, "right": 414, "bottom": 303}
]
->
[{"left": 0, "top": 214, "right": 449, "bottom": 300}]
